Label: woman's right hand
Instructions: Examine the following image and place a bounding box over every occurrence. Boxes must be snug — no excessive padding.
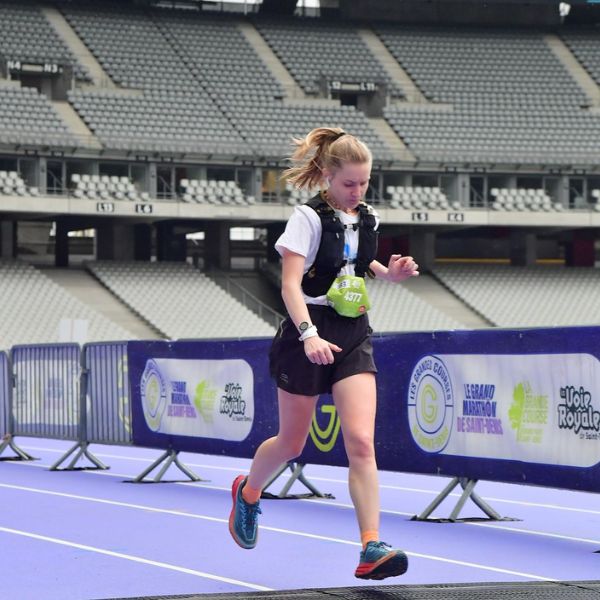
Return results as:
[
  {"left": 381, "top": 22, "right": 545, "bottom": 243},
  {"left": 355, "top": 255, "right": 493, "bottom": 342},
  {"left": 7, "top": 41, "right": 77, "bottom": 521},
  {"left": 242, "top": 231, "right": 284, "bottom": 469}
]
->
[{"left": 304, "top": 336, "right": 342, "bottom": 365}]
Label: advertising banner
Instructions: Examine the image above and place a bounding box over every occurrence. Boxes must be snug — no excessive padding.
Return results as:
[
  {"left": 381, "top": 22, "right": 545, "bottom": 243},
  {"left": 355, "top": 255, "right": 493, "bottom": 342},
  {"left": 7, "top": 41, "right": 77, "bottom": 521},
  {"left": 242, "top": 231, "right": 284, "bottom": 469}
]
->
[
  {"left": 128, "top": 339, "right": 278, "bottom": 458},
  {"left": 129, "top": 326, "right": 600, "bottom": 493}
]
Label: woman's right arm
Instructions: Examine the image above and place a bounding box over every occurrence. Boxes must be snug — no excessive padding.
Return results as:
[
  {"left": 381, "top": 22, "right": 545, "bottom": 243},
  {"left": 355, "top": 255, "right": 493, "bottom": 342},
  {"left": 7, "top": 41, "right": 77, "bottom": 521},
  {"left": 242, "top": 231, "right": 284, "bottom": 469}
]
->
[{"left": 281, "top": 248, "right": 342, "bottom": 366}]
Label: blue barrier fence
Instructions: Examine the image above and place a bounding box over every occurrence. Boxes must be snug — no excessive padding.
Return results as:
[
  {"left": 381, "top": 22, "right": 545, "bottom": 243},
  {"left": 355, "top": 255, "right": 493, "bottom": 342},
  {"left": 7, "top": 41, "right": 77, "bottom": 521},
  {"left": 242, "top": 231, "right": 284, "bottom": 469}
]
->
[
  {"left": 5, "top": 327, "right": 600, "bottom": 514},
  {"left": 128, "top": 326, "right": 600, "bottom": 495},
  {"left": 0, "top": 351, "right": 9, "bottom": 438},
  {"left": 84, "top": 342, "right": 131, "bottom": 446},
  {"left": 11, "top": 344, "right": 81, "bottom": 440}
]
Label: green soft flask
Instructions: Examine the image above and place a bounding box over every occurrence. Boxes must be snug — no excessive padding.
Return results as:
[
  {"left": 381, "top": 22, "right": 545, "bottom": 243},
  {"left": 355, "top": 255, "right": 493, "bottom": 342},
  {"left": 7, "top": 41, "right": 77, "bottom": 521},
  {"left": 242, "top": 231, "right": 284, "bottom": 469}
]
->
[{"left": 326, "top": 275, "right": 371, "bottom": 318}]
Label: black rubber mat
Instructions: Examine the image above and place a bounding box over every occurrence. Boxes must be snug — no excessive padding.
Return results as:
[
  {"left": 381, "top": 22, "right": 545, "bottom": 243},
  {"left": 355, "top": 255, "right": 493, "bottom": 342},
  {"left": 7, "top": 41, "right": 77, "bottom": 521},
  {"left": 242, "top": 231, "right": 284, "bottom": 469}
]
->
[{"left": 96, "top": 580, "right": 600, "bottom": 600}]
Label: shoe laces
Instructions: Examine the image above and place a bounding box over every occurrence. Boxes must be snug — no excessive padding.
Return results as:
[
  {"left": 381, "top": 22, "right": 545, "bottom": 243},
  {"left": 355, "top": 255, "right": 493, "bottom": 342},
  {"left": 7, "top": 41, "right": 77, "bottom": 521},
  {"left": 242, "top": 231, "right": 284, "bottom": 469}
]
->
[
  {"left": 369, "top": 541, "right": 392, "bottom": 551},
  {"left": 240, "top": 498, "right": 261, "bottom": 529}
]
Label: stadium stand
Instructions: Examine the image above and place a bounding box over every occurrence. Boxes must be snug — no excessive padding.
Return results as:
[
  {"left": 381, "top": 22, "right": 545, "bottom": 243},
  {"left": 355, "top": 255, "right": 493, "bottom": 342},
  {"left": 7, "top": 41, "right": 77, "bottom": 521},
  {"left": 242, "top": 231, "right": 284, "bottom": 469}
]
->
[
  {"left": 368, "top": 278, "right": 463, "bottom": 332},
  {"left": 283, "top": 183, "right": 313, "bottom": 206},
  {"left": 591, "top": 189, "right": 600, "bottom": 211},
  {"left": 57, "top": 3, "right": 392, "bottom": 160},
  {"left": 0, "top": 86, "right": 78, "bottom": 147},
  {"left": 254, "top": 19, "right": 405, "bottom": 98},
  {"left": 561, "top": 30, "right": 600, "bottom": 88},
  {"left": 156, "top": 10, "right": 392, "bottom": 159},
  {"left": 179, "top": 179, "right": 253, "bottom": 205},
  {"left": 0, "top": 170, "right": 39, "bottom": 197},
  {"left": 489, "top": 187, "right": 561, "bottom": 212},
  {"left": 0, "top": 260, "right": 133, "bottom": 350},
  {"left": 386, "top": 185, "right": 453, "bottom": 210},
  {"left": 0, "top": 1, "right": 90, "bottom": 82},
  {"left": 376, "top": 26, "right": 600, "bottom": 164},
  {"left": 87, "top": 261, "right": 276, "bottom": 339},
  {"left": 70, "top": 174, "right": 149, "bottom": 202},
  {"left": 62, "top": 4, "right": 250, "bottom": 155},
  {"left": 433, "top": 264, "right": 600, "bottom": 327}
]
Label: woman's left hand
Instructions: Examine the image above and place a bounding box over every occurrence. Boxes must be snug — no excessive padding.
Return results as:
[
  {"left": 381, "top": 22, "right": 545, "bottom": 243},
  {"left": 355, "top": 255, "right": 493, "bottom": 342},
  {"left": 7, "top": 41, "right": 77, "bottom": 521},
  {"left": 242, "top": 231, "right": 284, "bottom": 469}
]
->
[{"left": 386, "top": 254, "right": 419, "bottom": 283}]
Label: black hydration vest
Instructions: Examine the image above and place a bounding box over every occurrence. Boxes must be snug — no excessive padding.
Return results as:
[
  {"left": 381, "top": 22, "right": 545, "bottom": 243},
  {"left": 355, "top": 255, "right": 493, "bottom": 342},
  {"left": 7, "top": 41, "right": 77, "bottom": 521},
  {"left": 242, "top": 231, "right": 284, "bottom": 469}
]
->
[{"left": 301, "top": 194, "right": 379, "bottom": 298}]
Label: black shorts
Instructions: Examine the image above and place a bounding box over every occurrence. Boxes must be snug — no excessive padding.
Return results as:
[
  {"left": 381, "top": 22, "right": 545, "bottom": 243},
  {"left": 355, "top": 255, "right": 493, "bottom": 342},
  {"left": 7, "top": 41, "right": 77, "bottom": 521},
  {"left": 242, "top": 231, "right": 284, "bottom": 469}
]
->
[{"left": 269, "top": 304, "right": 377, "bottom": 396}]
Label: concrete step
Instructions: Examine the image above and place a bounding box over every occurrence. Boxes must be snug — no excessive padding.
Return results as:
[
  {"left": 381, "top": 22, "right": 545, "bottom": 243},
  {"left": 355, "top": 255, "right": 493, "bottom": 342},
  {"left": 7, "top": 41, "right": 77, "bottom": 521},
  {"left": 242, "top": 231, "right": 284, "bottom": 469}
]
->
[
  {"left": 406, "top": 272, "right": 492, "bottom": 328},
  {"left": 42, "top": 6, "right": 117, "bottom": 89},
  {"left": 237, "top": 21, "right": 306, "bottom": 100},
  {"left": 52, "top": 101, "right": 102, "bottom": 149},
  {"left": 357, "top": 28, "right": 428, "bottom": 104},
  {"left": 544, "top": 34, "right": 600, "bottom": 107},
  {"left": 368, "top": 117, "right": 415, "bottom": 162},
  {"left": 41, "top": 267, "right": 164, "bottom": 340}
]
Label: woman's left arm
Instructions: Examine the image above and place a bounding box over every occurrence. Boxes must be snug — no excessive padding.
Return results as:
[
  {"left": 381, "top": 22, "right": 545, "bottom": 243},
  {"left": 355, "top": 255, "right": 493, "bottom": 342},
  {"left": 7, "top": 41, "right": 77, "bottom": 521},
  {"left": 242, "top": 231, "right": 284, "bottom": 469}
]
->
[{"left": 370, "top": 255, "right": 419, "bottom": 283}]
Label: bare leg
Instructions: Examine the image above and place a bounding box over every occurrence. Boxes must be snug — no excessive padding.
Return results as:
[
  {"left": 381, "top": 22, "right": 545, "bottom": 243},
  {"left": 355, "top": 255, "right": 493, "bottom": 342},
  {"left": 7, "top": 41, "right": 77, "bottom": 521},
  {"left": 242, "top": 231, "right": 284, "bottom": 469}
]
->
[
  {"left": 332, "top": 373, "right": 379, "bottom": 535},
  {"left": 247, "top": 388, "right": 318, "bottom": 490}
]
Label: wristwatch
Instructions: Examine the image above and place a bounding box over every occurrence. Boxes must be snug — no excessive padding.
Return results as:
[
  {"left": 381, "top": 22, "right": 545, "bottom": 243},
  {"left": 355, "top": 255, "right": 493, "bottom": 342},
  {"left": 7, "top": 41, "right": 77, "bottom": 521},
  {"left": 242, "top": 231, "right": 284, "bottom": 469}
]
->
[{"left": 298, "top": 321, "right": 311, "bottom": 333}]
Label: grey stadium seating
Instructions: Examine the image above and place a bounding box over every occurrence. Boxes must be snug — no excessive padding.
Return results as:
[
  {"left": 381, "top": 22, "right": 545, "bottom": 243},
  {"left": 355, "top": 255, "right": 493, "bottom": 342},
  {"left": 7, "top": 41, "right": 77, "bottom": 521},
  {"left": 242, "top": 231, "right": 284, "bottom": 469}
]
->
[
  {"left": 60, "top": 3, "right": 391, "bottom": 159},
  {"left": 434, "top": 264, "right": 600, "bottom": 327},
  {"left": 0, "top": 170, "right": 39, "bottom": 197},
  {"left": 0, "top": 260, "right": 133, "bottom": 350},
  {"left": 87, "top": 261, "right": 275, "bottom": 339},
  {"left": 62, "top": 4, "right": 250, "bottom": 155},
  {"left": 0, "top": 86, "right": 78, "bottom": 147},
  {"left": 561, "top": 29, "right": 600, "bottom": 88},
  {"left": 377, "top": 26, "right": 600, "bottom": 165},
  {"left": 71, "top": 173, "right": 150, "bottom": 202},
  {"left": 0, "top": 1, "right": 90, "bottom": 82},
  {"left": 255, "top": 19, "right": 404, "bottom": 98}
]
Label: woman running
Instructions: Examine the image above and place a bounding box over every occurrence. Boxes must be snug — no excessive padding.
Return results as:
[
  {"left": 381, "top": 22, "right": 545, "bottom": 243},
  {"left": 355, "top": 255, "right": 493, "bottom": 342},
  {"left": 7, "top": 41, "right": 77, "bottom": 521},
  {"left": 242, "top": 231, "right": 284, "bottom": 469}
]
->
[{"left": 229, "top": 127, "right": 419, "bottom": 580}]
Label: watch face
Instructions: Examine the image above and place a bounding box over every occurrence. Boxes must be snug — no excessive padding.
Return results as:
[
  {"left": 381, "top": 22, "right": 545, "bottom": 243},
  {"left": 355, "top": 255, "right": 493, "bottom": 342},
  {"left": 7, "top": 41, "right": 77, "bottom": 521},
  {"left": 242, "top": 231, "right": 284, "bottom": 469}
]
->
[{"left": 299, "top": 321, "right": 310, "bottom": 331}]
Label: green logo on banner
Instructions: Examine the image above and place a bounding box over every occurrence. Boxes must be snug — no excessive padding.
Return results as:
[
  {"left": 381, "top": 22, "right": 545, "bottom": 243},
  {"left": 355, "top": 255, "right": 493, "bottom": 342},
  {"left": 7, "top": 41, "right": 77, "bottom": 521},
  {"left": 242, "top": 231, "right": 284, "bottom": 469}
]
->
[
  {"left": 509, "top": 381, "right": 548, "bottom": 443},
  {"left": 309, "top": 404, "right": 341, "bottom": 452},
  {"left": 194, "top": 379, "right": 217, "bottom": 424}
]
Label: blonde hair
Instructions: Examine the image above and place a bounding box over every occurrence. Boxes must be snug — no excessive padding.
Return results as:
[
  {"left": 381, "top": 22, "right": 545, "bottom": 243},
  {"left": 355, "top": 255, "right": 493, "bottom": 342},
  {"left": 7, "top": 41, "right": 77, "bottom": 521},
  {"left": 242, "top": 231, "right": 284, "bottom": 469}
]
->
[{"left": 282, "top": 127, "right": 372, "bottom": 190}]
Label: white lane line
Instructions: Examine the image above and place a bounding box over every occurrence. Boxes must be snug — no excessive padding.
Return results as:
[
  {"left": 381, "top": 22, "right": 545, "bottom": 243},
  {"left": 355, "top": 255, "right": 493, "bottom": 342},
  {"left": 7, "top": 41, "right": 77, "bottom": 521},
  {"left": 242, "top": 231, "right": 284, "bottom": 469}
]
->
[
  {"left": 0, "top": 481, "right": 554, "bottom": 581},
  {"left": 19, "top": 445, "right": 600, "bottom": 516},
  {"left": 0, "top": 525, "right": 271, "bottom": 591},
  {"left": 5, "top": 461, "right": 600, "bottom": 548}
]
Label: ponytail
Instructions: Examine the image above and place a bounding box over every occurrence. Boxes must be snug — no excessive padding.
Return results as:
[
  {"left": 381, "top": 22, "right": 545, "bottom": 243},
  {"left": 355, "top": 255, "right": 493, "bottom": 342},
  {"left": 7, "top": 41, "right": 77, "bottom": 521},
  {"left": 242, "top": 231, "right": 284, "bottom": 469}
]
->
[{"left": 282, "top": 127, "right": 372, "bottom": 190}]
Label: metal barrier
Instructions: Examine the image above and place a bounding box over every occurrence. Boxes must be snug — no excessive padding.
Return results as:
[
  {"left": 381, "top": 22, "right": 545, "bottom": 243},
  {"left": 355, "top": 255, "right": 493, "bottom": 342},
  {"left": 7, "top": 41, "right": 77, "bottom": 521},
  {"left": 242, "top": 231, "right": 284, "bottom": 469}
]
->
[
  {"left": 0, "top": 351, "right": 9, "bottom": 436},
  {"left": 84, "top": 342, "right": 132, "bottom": 446},
  {"left": 10, "top": 343, "right": 105, "bottom": 470},
  {"left": 0, "top": 350, "right": 33, "bottom": 460},
  {"left": 11, "top": 343, "right": 81, "bottom": 440}
]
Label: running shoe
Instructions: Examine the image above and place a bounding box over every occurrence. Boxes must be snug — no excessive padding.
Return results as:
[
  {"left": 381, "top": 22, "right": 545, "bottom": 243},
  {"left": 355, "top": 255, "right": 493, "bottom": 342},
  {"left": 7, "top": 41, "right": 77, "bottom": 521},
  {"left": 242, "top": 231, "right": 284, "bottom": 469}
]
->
[
  {"left": 229, "top": 475, "right": 261, "bottom": 549},
  {"left": 354, "top": 541, "right": 408, "bottom": 580}
]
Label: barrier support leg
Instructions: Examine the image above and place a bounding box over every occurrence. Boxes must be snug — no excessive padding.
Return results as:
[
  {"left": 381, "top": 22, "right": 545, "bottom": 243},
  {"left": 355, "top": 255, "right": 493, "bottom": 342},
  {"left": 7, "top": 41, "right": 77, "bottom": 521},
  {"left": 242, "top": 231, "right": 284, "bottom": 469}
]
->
[
  {"left": 413, "top": 476, "right": 460, "bottom": 520},
  {"left": 0, "top": 434, "right": 35, "bottom": 461},
  {"left": 458, "top": 477, "right": 504, "bottom": 520},
  {"left": 50, "top": 441, "right": 108, "bottom": 471},
  {"left": 261, "top": 462, "right": 329, "bottom": 499},
  {"left": 132, "top": 449, "right": 202, "bottom": 483},
  {"left": 412, "top": 477, "right": 514, "bottom": 522}
]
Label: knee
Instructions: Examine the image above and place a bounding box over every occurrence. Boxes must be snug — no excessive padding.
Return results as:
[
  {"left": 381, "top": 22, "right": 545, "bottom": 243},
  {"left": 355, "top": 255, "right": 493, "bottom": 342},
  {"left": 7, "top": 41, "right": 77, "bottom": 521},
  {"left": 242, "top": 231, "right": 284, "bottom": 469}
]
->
[
  {"left": 345, "top": 435, "right": 375, "bottom": 465},
  {"left": 277, "top": 436, "right": 307, "bottom": 461}
]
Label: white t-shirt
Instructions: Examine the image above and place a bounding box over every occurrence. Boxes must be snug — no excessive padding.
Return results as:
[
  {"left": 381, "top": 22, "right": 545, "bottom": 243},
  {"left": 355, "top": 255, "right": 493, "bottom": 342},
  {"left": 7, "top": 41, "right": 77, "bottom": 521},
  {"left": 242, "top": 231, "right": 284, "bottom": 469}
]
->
[{"left": 275, "top": 203, "right": 380, "bottom": 305}]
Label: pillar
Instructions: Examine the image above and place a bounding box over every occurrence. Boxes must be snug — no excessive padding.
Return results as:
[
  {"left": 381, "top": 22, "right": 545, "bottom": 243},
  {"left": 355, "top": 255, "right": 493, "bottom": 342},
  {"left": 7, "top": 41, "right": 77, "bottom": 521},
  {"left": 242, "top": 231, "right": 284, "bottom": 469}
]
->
[
  {"left": 409, "top": 230, "right": 436, "bottom": 272},
  {"left": 204, "top": 221, "right": 230, "bottom": 270},
  {"left": 510, "top": 230, "right": 537, "bottom": 266}
]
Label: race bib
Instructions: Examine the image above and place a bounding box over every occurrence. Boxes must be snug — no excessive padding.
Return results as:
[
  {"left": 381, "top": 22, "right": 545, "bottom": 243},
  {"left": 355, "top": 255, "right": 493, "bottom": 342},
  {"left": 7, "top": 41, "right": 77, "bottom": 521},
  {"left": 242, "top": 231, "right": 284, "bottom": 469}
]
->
[{"left": 326, "top": 275, "right": 371, "bottom": 318}]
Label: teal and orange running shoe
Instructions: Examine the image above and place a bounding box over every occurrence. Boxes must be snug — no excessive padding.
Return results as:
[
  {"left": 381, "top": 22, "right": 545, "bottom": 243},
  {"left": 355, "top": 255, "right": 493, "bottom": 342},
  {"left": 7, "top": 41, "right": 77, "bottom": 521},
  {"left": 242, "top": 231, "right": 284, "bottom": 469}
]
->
[
  {"left": 229, "top": 475, "right": 261, "bottom": 549},
  {"left": 354, "top": 541, "right": 408, "bottom": 580}
]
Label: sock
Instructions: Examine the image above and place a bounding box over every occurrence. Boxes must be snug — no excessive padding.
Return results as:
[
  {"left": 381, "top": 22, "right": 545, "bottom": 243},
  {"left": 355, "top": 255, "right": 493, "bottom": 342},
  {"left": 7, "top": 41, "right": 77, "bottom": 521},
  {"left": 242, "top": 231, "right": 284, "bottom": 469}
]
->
[
  {"left": 361, "top": 530, "right": 379, "bottom": 550},
  {"left": 241, "top": 480, "right": 261, "bottom": 505}
]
